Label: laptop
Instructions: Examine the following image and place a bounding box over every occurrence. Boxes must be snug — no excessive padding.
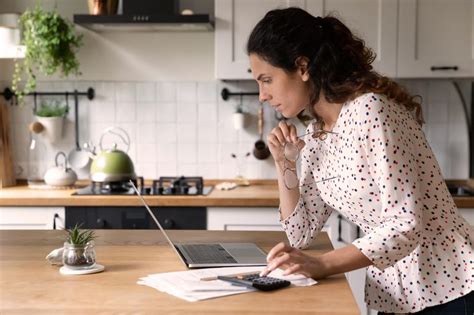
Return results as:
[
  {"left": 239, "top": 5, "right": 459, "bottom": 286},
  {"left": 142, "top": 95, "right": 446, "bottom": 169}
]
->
[{"left": 130, "top": 180, "right": 268, "bottom": 268}]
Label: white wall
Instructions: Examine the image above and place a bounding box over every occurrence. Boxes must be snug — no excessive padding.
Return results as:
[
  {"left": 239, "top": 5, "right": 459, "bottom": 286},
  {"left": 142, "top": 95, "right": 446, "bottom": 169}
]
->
[{"left": 0, "top": 0, "right": 215, "bottom": 81}]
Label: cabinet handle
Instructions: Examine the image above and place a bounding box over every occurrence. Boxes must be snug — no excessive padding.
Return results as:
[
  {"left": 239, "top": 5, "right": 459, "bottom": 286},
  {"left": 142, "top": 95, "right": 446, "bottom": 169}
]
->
[
  {"left": 430, "top": 66, "right": 458, "bottom": 71},
  {"left": 53, "top": 213, "right": 59, "bottom": 230},
  {"left": 337, "top": 215, "right": 343, "bottom": 242},
  {"left": 247, "top": 68, "right": 251, "bottom": 73},
  {"left": 96, "top": 218, "right": 105, "bottom": 228}
]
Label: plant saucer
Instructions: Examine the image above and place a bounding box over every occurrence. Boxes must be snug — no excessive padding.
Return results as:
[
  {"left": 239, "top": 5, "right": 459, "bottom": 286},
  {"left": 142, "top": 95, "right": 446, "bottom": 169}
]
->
[{"left": 59, "top": 263, "right": 105, "bottom": 275}]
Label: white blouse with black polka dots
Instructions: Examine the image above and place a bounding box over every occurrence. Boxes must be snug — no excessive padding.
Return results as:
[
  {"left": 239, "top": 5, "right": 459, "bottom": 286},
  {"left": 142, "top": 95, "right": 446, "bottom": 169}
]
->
[{"left": 281, "top": 92, "right": 474, "bottom": 313}]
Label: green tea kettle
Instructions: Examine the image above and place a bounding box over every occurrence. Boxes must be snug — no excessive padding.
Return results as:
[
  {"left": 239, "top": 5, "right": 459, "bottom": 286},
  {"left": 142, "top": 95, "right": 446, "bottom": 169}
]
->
[{"left": 89, "top": 126, "right": 136, "bottom": 182}]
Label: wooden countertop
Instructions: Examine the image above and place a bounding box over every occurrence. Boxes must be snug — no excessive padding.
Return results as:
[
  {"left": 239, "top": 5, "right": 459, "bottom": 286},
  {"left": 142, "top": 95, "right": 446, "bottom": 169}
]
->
[
  {"left": 2, "top": 179, "right": 474, "bottom": 208},
  {"left": 0, "top": 180, "right": 280, "bottom": 207},
  {"left": 0, "top": 230, "right": 359, "bottom": 314}
]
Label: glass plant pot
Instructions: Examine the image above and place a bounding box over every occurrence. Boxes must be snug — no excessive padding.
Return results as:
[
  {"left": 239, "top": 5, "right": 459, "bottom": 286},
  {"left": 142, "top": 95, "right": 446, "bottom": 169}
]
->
[{"left": 62, "top": 241, "right": 96, "bottom": 270}]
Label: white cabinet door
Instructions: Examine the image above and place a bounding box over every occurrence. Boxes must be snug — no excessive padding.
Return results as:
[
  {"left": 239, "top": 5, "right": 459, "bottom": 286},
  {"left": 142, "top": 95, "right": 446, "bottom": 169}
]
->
[
  {"left": 207, "top": 207, "right": 282, "bottom": 230},
  {"left": 215, "top": 0, "right": 304, "bottom": 80},
  {"left": 305, "top": 0, "right": 398, "bottom": 77},
  {"left": 215, "top": 0, "right": 397, "bottom": 79},
  {"left": 397, "top": 0, "right": 474, "bottom": 78},
  {"left": 0, "top": 207, "right": 65, "bottom": 230}
]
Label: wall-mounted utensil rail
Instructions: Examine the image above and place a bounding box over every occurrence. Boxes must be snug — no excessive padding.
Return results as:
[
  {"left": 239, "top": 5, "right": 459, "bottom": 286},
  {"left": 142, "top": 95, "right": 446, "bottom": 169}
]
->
[
  {"left": 221, "top": 88, "right": 258, "bottom": 101},
  {"left": 0, "top": 87, "right": 95, "bottom": 150}
]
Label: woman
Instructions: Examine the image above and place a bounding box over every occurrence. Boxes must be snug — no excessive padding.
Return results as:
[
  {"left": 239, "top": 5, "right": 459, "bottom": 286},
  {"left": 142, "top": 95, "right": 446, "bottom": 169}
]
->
[{"left": 247, "top": 7, "right": 473, "bottom": 315}]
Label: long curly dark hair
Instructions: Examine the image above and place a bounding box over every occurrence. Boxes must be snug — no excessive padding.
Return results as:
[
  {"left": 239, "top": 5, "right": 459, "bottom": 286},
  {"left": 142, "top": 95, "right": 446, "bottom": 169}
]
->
[{"left": 247, "top": 7, "right": 423, "bottom": 129}]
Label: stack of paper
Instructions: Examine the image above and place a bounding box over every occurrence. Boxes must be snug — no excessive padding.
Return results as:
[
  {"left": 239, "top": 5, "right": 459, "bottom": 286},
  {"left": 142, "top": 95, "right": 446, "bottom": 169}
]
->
[{"left": 137, "top": 266, "right": 317, "bottom": 302}]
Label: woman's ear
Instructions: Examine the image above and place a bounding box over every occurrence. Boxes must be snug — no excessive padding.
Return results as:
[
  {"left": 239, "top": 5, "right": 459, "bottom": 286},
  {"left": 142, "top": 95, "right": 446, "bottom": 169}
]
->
[{"left": 295, "top": 57, "right": 310, "bottom": 82}]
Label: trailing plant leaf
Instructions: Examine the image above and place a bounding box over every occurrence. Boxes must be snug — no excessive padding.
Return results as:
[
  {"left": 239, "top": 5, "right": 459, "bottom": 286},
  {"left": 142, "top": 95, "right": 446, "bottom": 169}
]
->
[
  {"left": 35, "top": 100, "right": 69, "bottom": 117},
  {"left": 12, "top": 5, "right": 83, "bottom": 104}
]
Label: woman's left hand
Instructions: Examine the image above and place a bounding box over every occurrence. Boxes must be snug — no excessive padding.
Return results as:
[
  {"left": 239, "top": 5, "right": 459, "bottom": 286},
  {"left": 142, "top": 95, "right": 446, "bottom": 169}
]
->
[{"left": 259, "top": 242, "right": 328, "bottom": 279}]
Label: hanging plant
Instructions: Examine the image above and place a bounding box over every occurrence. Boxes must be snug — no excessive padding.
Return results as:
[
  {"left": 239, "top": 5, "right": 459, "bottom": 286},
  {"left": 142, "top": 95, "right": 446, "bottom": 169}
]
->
[{"left": 12, "top": 5, "right": 83, "bottom": 104}]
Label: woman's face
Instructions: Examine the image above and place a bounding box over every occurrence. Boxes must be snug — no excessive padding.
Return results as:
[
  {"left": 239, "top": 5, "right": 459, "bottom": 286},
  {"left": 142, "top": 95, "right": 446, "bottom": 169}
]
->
[{"left": 249, "top": 53, "right": 312, "bottom": 118}]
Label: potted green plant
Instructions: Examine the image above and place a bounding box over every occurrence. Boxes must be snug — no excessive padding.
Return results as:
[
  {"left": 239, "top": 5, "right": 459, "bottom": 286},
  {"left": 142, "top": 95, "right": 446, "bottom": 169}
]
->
[
  {"left": 62, "top": 224, "right": 97, "bottom": 270},
  {"left": 35, "top": 100, "right": 69, "bottom": 143},
  {"left": 12, "top": 5, "right": 83, "bottom": 104}
]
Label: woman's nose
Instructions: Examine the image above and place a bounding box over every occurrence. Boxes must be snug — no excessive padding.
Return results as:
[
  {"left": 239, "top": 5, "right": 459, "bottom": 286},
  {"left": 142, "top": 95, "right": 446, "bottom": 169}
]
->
[{"left": 259, "top": 90, "right": 270, "bottom": 103}]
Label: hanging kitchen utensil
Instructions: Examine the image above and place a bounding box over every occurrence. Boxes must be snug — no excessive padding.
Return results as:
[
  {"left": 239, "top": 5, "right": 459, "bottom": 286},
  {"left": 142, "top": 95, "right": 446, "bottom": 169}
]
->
[
  {"left": 89, "top": 126, "right": 136, "bottom": 182},
  {"left": 253, "top": 103, "right": 271, "bottom": 160}
]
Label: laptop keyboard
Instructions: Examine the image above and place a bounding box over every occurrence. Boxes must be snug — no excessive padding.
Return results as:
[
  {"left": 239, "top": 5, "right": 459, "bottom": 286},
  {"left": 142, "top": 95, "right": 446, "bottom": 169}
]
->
[{"left": 181, "top": 244, "right": 238, "bottom": 264}]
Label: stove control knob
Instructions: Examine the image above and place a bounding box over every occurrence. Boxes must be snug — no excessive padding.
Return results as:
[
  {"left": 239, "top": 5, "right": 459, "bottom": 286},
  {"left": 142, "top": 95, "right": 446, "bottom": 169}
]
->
[
  {"left": 96, "top": 218, "right": 105, "bottom": 228},
  {"left": 162, "top": 218, "right": 174, "bottom": 229}
]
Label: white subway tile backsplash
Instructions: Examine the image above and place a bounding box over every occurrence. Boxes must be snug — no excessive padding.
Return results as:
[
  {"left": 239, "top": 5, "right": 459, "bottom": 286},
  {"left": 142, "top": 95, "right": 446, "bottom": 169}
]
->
[
  {"left": 177, "top": 123, "right": 197, "bottom": 143},
  {"left": 115, "top": 82, "right": 136, "bottom": 102},
  {"left": 137, "top": 143, "right": 156, "bottom": 163},
  {"left": 156, "top": 142, "right": 177, "bottom": 162},
  {"left": 94, "top": 82, "right": 116, "bottom": 102},
  {"left": 156, "top": 102, "right": 177, "bottom": 123},
  {"left": 197, "top": 123, "right": 217, "bottom": 143},
  {"left": 157, "top": 162, "right": 177, "bottom": 177},
  {"left": 198, "top": 102, "right": 218, "bottom": 123},
  {"left": 156, "top": 82, "right": 176, "bottom": 102},
  {"left": 137, "top": 122, "right": 157, "bottom": 144},
  {"left": 115, "top": 102, "right": 136, "bottom": 123},
  {"left": 177, "top": 102, "right": 197, "bottom": 123},
  {"left": 137, "top": 102, "right": 156, "bottom": 123},
  {"left": 197, "top": 82, "right": 217, "bottom": 102},
  {"left": 177, "top": 143, "right": 197, "bottom": 163},
  {"left": 156, "top": 123, "right": 177, "bottom": 143},
  {"left": 177, "top": 164, "right": 198, "bottom": 176},
  {"left": 198, "top": 143, "right": 218, "bottom": 163},
  {"left": 9, "top": 79, "right": 470, "bottom": 181},
  {"left": 177, "top": 82, "right": 197, "bottom": 102},
  {"left": 136, "top": 163, "right": 157, "bottom": 179},
  {"left": 136, "top": 82, "right": 156, "bottom": 103},
  {"left": 89, "top": 102, "right": 115, "bottom": 123},
  {"left": 197, "top": 163, "right": 219, "bottom": 178}
]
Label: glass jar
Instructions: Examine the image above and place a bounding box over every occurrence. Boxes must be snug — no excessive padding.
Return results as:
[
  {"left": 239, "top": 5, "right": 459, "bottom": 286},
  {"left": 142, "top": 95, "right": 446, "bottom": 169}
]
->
[
  {"left": 62, "top": 241, "right": 96, "bottom": 270},
  {"left": 27, "top": 131, "right": 47, "bottom": 186}
]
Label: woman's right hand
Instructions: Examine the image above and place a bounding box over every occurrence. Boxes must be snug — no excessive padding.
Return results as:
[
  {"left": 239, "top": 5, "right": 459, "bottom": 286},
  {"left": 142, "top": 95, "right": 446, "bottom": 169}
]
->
[{"left": 267, "top": 121, "right": 303, "bottom": 163}]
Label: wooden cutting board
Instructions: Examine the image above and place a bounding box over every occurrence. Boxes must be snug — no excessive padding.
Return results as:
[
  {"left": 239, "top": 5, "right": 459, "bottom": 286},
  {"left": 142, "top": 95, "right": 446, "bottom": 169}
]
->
[{"left": 0, "top": 102, "right": 16, "bottom": 187}]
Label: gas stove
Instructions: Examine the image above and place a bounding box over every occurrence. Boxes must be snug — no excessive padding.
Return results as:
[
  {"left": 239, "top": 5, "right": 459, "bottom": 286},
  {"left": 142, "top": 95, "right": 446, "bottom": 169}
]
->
[{"left": 72, "top": 176, "right": 213, "bottom": 196}]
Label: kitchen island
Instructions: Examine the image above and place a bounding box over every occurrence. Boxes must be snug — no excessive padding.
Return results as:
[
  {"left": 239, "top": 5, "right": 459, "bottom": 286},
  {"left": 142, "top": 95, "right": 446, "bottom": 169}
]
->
[{"left": 0, "top": 230, "right": 359, "bottom": 314}]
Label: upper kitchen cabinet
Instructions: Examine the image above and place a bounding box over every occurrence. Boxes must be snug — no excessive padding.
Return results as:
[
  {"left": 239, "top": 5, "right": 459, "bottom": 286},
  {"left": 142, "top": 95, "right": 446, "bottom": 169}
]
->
[
  {"left": 397, "top": 0, "right": 474, "bottom": 78},
  {"left": 215, "top": 0, "right": 305, "bottom": 80},
  {"left": 215, "top": 0, "right": 397, "bottom": 80},
  {"left": 305, "top": 0, "right": 398, "bottom": 77}
]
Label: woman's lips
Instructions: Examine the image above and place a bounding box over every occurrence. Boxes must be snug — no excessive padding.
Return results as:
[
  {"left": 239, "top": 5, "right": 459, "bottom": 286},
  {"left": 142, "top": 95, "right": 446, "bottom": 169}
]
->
[{"left": 272, "top": 104, "right": 282, "bottom": 112}]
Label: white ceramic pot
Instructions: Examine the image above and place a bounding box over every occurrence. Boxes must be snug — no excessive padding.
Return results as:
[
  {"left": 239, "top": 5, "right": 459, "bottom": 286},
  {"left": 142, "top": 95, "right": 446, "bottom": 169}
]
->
[{"left": 36, "top": 116, "right": 64, "bottom": 144}]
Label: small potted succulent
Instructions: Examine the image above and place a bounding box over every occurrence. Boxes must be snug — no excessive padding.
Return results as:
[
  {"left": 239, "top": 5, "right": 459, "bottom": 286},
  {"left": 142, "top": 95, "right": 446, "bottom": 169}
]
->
[
  {"left": 35, "top": 100, "right": 69, "bottom": 143},
  {"left": 62, "top": 224, "right": 97, "bottom": 270}
]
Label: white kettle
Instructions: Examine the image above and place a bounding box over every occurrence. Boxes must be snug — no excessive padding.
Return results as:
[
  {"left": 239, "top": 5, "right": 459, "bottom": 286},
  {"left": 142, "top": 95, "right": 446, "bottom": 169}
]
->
[{"left": 44, "top": 152, "right": 77, "bottom": 186}]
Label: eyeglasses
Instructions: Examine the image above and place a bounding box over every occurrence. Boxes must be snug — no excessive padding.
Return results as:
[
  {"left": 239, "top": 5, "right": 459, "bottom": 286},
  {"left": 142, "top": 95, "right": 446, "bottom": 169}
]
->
[{"left": 283, "top": 130, "right": 339, "bottom": 190}]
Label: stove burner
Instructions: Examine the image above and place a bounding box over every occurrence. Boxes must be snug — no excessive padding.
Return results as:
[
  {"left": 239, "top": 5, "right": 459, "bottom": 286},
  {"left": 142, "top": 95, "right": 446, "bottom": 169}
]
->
[
  {"left": 101, "top": 182, "right": 130, "bottom": 193},
  {"left": 153, "top": 176, "right": 204, "bottom": 195},
  {"left": 72, "top": 176, "right": 212, "bottom": 196}
]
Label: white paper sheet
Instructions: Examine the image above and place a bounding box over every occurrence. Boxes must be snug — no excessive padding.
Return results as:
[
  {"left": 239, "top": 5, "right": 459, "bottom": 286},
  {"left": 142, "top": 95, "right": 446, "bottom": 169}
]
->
[{"left": 137, "top": 266, "right": 317, "bottom": 302}]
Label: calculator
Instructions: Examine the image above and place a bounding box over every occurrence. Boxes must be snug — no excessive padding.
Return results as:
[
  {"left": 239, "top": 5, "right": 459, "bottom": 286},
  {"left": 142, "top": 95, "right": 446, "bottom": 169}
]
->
[{"left": 217, "top": 273, "right": 291, "bottom": 291}]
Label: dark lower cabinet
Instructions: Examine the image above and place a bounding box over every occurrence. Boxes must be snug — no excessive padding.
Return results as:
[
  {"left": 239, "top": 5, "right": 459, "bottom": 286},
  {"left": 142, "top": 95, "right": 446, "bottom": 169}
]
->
[{"left": 65, "top": 206, "right": 207, "bottom": 230}]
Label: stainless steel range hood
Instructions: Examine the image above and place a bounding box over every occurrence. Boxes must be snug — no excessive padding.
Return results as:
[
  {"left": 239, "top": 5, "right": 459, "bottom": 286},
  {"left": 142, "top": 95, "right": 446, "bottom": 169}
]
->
[{"left": 73, "top": 0, "right": 214, "bottom": 32}]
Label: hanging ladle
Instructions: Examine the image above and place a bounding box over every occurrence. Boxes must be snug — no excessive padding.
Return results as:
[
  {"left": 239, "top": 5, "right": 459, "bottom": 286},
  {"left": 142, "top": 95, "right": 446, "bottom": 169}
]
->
[{"left": 253, "top": 103, "right": 271, "bottom": 160}]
